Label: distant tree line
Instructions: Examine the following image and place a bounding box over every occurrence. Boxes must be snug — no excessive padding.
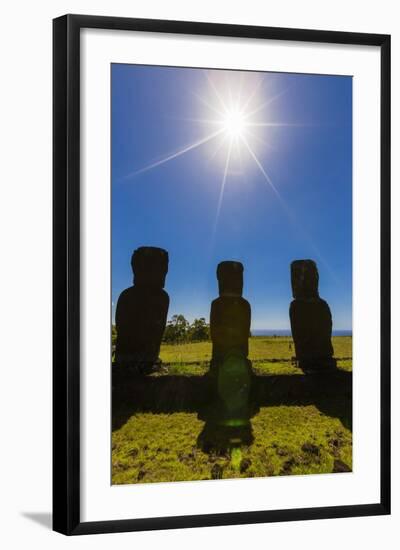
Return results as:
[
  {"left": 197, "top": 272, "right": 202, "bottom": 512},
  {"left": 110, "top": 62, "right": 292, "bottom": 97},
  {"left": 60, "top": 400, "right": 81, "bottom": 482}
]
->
[
  {"left": 162, "top": 315, "right": 210, "bottom": 344},
  {"left": 111, "top": 315, "right": 210, "bottom": 347}
]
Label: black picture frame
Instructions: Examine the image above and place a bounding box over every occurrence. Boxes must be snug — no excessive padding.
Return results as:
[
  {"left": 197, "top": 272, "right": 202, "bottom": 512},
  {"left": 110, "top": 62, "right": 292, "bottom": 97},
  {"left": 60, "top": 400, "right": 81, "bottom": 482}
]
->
[{"left": 53, "top": 14, "right": 391, "bottom": 535}]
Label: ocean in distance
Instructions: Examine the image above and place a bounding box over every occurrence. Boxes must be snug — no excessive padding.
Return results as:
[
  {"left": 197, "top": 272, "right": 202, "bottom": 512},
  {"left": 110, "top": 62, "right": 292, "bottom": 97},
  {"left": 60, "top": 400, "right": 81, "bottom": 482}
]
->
[{"left": 252, "top": 329, "right": 352, "bottom": 337}]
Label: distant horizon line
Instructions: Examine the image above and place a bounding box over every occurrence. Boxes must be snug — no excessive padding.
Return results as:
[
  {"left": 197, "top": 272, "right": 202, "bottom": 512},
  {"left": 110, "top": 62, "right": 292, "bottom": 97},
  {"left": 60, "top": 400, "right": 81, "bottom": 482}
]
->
[{"left": 251, "top": 328, "right": 352, "bottom": 334}]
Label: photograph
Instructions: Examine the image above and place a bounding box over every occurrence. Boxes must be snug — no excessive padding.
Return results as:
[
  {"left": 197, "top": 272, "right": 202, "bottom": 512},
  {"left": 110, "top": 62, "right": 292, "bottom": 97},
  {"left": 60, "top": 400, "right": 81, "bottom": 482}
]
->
[{"left": 111, "top": 63, "right": 353, "bottom": 485}]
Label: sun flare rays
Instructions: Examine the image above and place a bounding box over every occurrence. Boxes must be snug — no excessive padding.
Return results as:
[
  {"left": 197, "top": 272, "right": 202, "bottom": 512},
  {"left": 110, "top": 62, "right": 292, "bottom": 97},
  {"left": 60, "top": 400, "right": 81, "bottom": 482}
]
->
[{"left": 123, "top": 70, "right": 302, "bottom": 237}]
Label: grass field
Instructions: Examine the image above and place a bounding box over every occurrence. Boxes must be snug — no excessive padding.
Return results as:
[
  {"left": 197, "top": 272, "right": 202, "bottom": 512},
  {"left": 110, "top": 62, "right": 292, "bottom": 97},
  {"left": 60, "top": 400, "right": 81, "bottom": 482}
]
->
[{"left": 112, "top": 336, "right": 352, "bottom": 485}]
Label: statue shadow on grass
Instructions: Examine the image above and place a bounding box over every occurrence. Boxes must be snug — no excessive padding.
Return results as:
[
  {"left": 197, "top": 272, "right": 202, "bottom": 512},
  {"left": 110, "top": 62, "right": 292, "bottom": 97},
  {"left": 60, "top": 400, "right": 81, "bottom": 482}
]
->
[{"left": 112, "top": 368, "right": 352, "bottom": 438}]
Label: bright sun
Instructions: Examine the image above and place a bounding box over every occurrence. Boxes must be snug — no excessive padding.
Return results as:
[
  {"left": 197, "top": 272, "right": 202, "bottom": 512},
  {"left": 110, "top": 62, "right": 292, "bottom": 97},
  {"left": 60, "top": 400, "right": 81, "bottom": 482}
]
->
[
  {"left": 127, "top": 70, "right": 292, "bottom": 229},
  {"left": 221, "top": 108, "right": 246, "bottom": 139},
  {"left": 123, "top": 70, "right": 307, "bottom": 251}
]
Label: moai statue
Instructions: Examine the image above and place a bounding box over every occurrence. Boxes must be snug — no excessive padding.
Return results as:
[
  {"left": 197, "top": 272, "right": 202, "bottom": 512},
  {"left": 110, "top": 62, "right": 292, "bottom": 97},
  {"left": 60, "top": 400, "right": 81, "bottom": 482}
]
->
[
  {"left": 289, "top": 259, "right": 336, "bottom": 372},
  {"left": 208, "top": 261, "right": 253, "bottom": 424},
  {"left": 114, "top": 246, "right": 169, "bottom": 373},
  {"left": 210, "top": 261, "right": 251, "bottom": 366},
  {"left": 197, "top": 261, "right": 253, "bottom": 453}
]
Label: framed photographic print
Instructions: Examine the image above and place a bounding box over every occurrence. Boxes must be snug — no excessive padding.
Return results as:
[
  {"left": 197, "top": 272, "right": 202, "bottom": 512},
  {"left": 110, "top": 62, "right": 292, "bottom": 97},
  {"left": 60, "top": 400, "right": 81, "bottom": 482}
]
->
[{"left": 53, "top": 14, "right": 390, "bottom": 535}]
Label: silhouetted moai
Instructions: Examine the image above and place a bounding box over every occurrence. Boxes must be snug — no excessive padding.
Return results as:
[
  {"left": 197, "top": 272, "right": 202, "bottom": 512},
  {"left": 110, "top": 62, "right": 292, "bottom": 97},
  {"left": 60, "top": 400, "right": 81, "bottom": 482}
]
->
[
  {"left": 114, "top": 246, "right": 169, "bottom": 373},
  {"left": 210, "top": 261, "right": 251, "bottom": 366},
  {"left": 199, "top": 261, "right": 253, "bottom": 452},
  {"left": 289, "top": 259, "right": 336, "bottom": 372}
]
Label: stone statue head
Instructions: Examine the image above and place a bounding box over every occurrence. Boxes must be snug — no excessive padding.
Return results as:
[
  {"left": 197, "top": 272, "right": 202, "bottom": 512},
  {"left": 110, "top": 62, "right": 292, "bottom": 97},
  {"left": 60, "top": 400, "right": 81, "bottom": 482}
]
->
[
  {"left": 217, "top": 261, "right": 244, "bottom": 297},
  {"left": 131, "top": 246, "right": 169, "bottom": 288},
  {"left": 291, "top": 259, "right": 319, "bottom": 300}
]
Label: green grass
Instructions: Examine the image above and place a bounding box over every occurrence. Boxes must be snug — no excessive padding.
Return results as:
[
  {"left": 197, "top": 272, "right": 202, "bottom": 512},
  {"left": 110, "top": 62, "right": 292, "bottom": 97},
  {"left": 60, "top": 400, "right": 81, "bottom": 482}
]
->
[
  {"left": 112, "top": 406, "right": 352, "bottom": 484},
  {"left": 112, "top": 336, "right": 352, "bottom": 484},
  {"left": 160, "top": 336, "right": 352, "bottom": 364}
]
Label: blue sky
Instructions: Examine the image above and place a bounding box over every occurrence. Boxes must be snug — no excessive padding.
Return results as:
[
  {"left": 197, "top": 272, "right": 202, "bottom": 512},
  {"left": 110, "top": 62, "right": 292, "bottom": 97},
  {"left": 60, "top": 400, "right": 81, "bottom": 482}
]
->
[{"left": 111, "top": 64, "right": 352, "bottom": 330}]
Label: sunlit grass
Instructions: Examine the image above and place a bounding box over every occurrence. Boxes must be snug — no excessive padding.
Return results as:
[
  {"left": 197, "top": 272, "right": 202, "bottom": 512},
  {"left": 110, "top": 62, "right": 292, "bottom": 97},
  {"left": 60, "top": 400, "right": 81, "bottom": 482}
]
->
[
  {"left": 112, "top": 405, "right": 352, "bottom": 484},
  {"left": 113, "top": 336, "right": 352, "bottom": 484},
  {"left": 160, "top": 336, "right": 352, "bottom": 364}
]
